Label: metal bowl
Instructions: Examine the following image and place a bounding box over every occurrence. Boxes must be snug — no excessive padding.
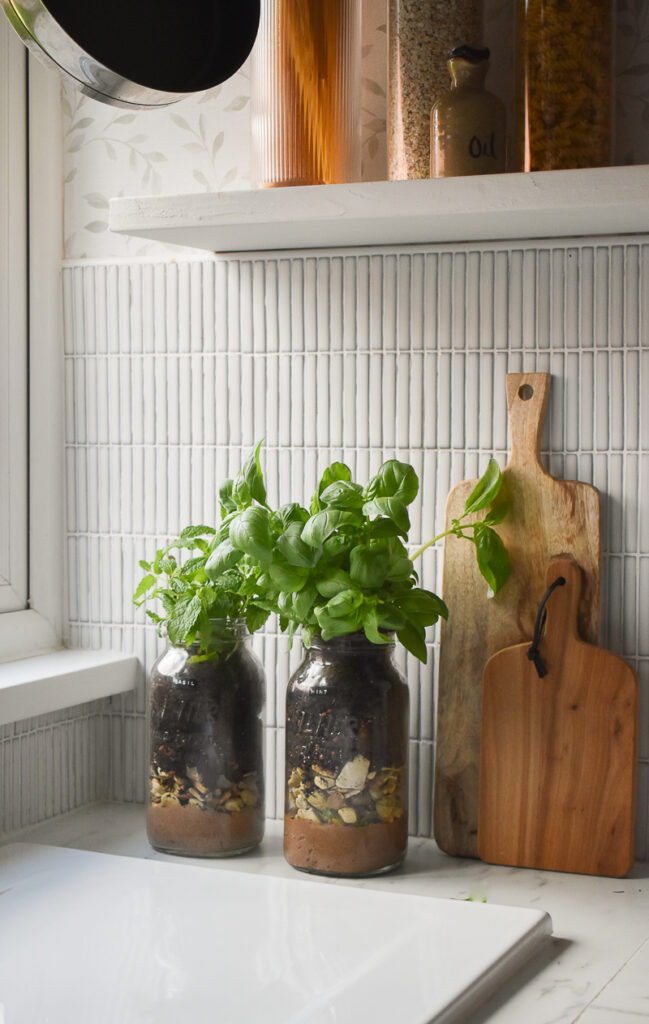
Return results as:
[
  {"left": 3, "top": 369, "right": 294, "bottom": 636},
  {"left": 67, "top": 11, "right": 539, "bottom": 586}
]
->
[{"left": 1, "top": 0, "right": 260, "bottom": 108}]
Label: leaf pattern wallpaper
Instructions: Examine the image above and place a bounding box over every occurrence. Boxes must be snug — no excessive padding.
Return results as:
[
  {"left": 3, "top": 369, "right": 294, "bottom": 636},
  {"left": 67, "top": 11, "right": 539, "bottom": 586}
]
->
[{"left": 62, "top": 0, "right": 649, "bottom": 260}]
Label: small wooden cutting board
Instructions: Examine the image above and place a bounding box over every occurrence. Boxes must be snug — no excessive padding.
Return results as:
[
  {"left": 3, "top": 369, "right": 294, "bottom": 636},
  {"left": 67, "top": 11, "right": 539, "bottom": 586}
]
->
[
  {"left": 434, "top": 373, "right": 601, "bottom": 858},
  {"left": 478, "top": 558, "right": 637, "bottom": 877}
]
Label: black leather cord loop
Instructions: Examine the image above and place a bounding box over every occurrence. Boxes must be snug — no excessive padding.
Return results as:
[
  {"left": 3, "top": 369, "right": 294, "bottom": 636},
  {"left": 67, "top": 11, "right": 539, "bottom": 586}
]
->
[{"left": 526, "top": 575, "right": 566, "bottom": 678}]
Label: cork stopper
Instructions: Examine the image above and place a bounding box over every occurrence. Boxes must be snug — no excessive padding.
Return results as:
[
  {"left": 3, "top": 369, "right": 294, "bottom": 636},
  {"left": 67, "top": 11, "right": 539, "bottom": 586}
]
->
[{"left": 448, "top": 45, "right": 490, "bottom": 64}]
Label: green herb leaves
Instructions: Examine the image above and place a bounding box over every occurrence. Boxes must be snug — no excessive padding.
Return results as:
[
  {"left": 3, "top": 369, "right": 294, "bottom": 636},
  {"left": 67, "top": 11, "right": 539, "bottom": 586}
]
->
[
  {"left": 412, "top": 458, "right": 511, "bottom": 600},
  {"left": 133, "top": 446, "right": 511, "bottom": 667}
]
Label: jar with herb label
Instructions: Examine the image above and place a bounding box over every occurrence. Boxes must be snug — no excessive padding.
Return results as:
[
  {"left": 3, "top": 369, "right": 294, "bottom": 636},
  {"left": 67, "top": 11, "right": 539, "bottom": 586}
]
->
[
  {"left": 147, "top": 619, "right": 265, "bottom": 857},
  {"left": 388, "top": 0, "right": 483, "bottom": 179},
  {"left": 516, "top": 0, "right": 613, "bottom": 171},
  {"left": 284, "top": 632, "right": 409, "bottom": 877}
]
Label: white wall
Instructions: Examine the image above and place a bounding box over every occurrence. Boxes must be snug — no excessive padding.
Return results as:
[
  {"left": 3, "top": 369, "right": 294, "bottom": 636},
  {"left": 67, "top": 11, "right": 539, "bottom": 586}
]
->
[{"left": 61, "top": 240, "right": 649, "bottom": 858}]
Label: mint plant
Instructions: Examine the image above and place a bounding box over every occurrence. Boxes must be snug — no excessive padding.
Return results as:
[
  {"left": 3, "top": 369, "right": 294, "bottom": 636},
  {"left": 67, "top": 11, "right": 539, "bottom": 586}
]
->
[
  {"left": 133, "top": 445, "right": 272, "bottom": 659},
  {"left": 211, "top": 449, "right": 510, "bottom": 664}
]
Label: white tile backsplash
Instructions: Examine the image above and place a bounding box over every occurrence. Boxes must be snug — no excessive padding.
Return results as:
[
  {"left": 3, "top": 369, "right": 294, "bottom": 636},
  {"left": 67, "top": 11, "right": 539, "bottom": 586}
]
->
[{"left": 4, "top": 234, "right": 649, "bottom": 858}]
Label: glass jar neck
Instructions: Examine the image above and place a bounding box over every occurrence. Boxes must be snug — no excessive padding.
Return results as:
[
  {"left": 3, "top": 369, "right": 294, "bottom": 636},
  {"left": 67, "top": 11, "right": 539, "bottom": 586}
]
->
[
  {"left": 306, "top": 631, "right": 396, "bottom": 659},
  {"left": 169, "top": 617, "right": 249, "bottom": 656},
  {"left": 449, "top": 58, "right": 488, "bottom": 91}
]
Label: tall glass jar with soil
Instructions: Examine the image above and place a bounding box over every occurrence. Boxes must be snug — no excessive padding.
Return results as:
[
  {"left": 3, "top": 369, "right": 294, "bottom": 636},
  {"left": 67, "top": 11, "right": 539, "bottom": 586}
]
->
[
  {"left": 284, "top": 632, "right": 409, "bottom": 877},
  {"left": 147, "top": 620, "right": 265, "bottom": 857},
  {"left": 516, "top": 0, "right": 613, "bottom": 170}
]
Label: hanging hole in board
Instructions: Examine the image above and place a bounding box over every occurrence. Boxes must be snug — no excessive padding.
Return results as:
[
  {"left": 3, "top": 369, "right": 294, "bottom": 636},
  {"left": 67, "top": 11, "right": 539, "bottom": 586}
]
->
[{"left": 518, "top": 384, "right": 534, "bottom": 401}]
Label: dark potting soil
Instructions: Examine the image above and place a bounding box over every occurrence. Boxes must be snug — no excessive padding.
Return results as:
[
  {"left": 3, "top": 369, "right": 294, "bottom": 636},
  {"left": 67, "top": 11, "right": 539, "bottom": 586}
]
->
[{"left": 149, "top": 647, "right": 264, "bottom": 797}]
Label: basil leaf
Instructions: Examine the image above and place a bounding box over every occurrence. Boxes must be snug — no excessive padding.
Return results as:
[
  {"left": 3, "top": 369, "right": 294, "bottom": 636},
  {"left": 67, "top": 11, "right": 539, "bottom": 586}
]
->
[
  {"left": 364, "top": 459, "right": 419, "bottom": 505},
  {"left": 279, "top": 502, "right": 309, "bottom": 527},
  {"left": 319, "top": 480, "right": 365, "bottom": 509},
  {"left": 325, "top": 588, "right": 364, "bottom": 619},
  {"left": 362, "top": 497, "right": 410, "bottom": 537},
  {"left": 277, "top": 522, "right": 317, "bottom": 567},
  {"left": 268, "top": 560, "right": 310, "bottom": 591},
  {"left": 230, "top": 506, "right": 274, "bottom": 564},
  {"left": 396, "top": 623, "right": 428, "bottom": 663},
  {"left": 219, "top": 479, "right": 236, "bottom": 514},
  {"left": 464, "top": 458, "right": 503, "bottom": 516},
  {"left": 293, "top": 585, "right": 318, "bottom": 622},
  {"left": 400, "top": 587, "right": 448, "bottom": 625},
  {"left": 349, "top": 543, "right": 390, "bottom": 589},
  {"left": 311, "top": 462, "right": 352, "bottom": 513},
  {"left": 239, "top": 440, "right": 268, "bottom": 507},
  {"left": 315, "top": 603, "right": 360, "bottom": 641},
  {"left": 473, "top": 523, "right": 510, "bottom": 596},
  {"left": 315, "top": 568, "right": 354, "bottom": 598},
  {"left": 367, "top": 518, "right": 402, "bottom": 539},
  {"left": 301, "top": 510, "right": 359, "bottom": 548},
  {"left": 205, "top": 539, "right": 243, "bottom": 578},
  {"left": 362, "top": 608, "right": 392, "bottom": 645}
]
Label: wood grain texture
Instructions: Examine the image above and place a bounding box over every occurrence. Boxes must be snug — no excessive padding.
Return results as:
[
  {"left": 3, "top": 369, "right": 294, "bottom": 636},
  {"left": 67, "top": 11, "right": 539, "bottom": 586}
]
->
[
  {"left": 433, "top": 373, "right": 601, "bottom": 858},
  {"left": 478, "top": 558, "right": 637, "bottom": 878}
]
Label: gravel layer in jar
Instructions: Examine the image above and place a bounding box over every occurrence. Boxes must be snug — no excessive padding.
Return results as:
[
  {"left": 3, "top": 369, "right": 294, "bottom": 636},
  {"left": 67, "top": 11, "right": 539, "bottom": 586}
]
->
[{"left": 147, "top": 633, "right": 265, "bottom": 857}]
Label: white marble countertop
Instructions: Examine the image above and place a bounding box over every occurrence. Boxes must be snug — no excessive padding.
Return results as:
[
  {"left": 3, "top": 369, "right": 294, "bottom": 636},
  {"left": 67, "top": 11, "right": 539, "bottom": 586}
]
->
[{"left": 5, "top": 804, "right": 649, "bottom": 1023}]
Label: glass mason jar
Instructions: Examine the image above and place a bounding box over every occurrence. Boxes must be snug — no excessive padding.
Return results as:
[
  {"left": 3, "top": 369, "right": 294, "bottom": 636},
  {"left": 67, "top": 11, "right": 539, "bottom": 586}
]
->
[
  {"left": 284, "top": 632, "right": 409, "bottom": 877},
  {"left": 516, "top": 0, "right": 613, "bottom": 171},
  {"left": 388, "top": 0, "right": 483, "bottom": 180},
  {"left": 250, "top": 0, "right": 361, "bottom": 187},
  {"left": 147, "top": 620, "right": 265, "bottom": 857}
]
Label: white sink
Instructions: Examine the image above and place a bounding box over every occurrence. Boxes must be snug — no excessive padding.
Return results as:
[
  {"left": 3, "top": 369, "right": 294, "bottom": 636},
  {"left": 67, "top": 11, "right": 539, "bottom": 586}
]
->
[{"left": 0, "top": 843, "right": 551, "bottom": 1023}]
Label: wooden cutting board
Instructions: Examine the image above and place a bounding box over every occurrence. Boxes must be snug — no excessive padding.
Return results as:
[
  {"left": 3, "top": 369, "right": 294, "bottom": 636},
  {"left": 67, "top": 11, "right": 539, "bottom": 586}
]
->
[
  {"left": 433, "top": 372, "right": 601, "bottom": 858},
  {"left": 478, "top": 557, "right": 637, "bottom": 877}
]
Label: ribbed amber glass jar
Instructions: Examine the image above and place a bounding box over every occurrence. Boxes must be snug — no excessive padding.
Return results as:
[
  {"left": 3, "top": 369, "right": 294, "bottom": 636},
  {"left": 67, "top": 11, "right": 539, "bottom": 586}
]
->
[
  {"left": 516, "top": 0, "right": 613, "bottom": 171},
  {"left": 250, "top": 0, "right": 361, "bottom": 187}
]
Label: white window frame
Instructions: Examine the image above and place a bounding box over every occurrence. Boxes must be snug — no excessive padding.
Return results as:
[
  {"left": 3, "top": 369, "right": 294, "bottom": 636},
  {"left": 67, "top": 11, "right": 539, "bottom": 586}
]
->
[
  {"left": 0, "top": 17, "right": 28, "bottom": 615},
  {"left": 0, "top": 43, "right": 65, "bottom": 663}
]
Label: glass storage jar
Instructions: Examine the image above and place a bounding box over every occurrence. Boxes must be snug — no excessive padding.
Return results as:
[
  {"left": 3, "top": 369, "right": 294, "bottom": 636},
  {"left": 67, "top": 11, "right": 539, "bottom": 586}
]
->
[
  {"left": 147, "top": 619, "right": 265, "bottom": 857},
  {"left": 431, "top": 45, "right": 506, "bottom": 178},
  {"left": 284, "top": 632, "right": 409, "bottom": 877},
  {"left": 388, "top": 0, "right": 483, "bottom": 179},
  {"left": 250, "top": 0, "right": 361, "bottom": 187},
  {"left": 516, "top": 0, "right": 613, "bottom": 171}
]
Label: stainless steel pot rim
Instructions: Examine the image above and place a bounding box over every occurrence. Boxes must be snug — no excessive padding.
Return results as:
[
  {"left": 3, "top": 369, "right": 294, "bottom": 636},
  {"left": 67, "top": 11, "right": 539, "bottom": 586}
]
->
[{"left": 2, "top": 0, "right": 197, "bottom": 108}]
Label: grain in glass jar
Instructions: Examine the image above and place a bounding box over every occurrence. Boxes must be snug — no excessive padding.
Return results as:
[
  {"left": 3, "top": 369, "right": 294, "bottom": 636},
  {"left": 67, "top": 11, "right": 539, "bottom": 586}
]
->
[{"left": 388, "top": 0, "right": 483, "bottom": 179}]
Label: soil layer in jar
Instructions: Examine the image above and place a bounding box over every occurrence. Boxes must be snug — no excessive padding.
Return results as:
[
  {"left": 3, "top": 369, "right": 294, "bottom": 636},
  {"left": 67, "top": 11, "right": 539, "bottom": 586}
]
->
[{"left": 148, "top": 647, "right": 264, "bottom": 857}]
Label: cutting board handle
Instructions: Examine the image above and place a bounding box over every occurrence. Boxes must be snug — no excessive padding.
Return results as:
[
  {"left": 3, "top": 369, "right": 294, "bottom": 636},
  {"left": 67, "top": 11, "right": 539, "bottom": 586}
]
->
[
  {"left": 539, "top": 556, "right": 582, "bottom": 649},
  {"left": 506, "top": 372, "right": 550, "bottom": 470}
]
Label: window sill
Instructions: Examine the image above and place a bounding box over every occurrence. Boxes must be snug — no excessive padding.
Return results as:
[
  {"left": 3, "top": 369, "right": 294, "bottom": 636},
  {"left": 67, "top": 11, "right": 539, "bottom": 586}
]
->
[{"left": 0, "top": 648, "right": 140, "bottom": 726}]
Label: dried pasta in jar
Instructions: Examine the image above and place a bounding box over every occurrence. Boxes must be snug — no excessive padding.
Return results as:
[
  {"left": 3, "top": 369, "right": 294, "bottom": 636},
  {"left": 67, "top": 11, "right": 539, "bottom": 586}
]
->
[{"left": 516, "top": 0, "right": 613, "bottom": 171}]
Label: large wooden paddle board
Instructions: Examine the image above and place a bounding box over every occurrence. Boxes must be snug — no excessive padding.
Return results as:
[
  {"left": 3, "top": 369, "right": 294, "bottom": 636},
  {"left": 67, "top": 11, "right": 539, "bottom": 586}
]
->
[
  {"left": 433, "top": 372, "right": 601, "bottom": 858},
  {"left": 478, "top": 557, "right": 637, "bottom": 877}
]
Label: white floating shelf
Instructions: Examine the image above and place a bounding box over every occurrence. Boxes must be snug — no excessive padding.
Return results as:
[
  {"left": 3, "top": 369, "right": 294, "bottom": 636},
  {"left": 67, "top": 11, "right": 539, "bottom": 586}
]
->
[{"left": 109, "top": 165, "right": 649, "bottom": 254}]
